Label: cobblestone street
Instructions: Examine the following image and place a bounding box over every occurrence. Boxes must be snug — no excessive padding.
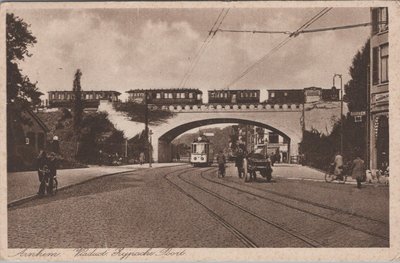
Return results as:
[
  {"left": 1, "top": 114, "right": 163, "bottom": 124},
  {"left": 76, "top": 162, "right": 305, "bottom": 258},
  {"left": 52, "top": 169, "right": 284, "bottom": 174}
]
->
[{"left": 8, "top": 164, "right": 389, "bottom": 248}]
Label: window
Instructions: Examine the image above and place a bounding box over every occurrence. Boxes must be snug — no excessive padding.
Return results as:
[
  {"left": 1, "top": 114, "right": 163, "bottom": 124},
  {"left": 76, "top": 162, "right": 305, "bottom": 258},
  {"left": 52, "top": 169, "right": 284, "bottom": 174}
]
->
[
  {"left": 177, "top": 93, "right": 181, "bottom": 99},
  {"left": 189, "top": 93, "right": 193, "bottom": 99},
  {"left": 372, "top": 8, "right": 388, "bottom": 34},
  {"left": 270, "top": 92, "right": 275, "bottom": 98},
  {"left": 372, "top": 47, "right": 379, "bottom": 85},
  {"left": 181, "top": 93, "right": 185, "bottom": 98},
  {"left": 156, "top": 93, "right": 161, "bottom": 99},
  {"left": 380, "top": 44, "right": 389, "bottom": 83},
  {"left": 284, "top": 92, "right": 288, "bottom": 97},
  {"left": 26, "top": 132, "right": 35, "bottom": 147},
  {"left": 354, "top": 116, "right": 362, "bottom": 123},
  {"left": 379, "top": 8, "right": 388, "bottom": 32}
]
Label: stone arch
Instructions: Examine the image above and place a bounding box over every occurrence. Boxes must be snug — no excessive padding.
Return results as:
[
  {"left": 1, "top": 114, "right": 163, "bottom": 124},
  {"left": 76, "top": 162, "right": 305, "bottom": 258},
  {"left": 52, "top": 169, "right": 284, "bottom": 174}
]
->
[{"left": 157, "top": 117, "right": 294, "bottom": 163}]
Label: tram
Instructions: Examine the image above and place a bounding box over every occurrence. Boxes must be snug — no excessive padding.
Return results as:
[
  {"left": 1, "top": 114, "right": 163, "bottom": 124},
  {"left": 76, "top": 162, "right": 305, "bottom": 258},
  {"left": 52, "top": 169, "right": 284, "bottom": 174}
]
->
[{"left": 190, "top": 136, "right": 214, "bottom": 166}]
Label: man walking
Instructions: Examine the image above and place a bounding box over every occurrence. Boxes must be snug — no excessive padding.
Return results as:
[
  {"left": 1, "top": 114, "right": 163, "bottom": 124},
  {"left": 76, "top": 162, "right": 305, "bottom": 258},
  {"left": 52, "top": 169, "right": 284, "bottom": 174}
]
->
[{"left": 351, "top": 153, "right": 365, "bottom": 189}]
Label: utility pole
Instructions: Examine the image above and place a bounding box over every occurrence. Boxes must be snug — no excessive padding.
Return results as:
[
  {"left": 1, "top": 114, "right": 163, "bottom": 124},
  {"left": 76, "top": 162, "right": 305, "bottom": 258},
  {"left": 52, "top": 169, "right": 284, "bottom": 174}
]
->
[
  {"left": 144, "top": 91, "right": 151, "bottom": 167},
  {"left": 333, "top": 73, "right": 343, "bottom": 155},
  {"left": 125, "top": 139, "right": 128, "bottom": 158},
  {"left": 366, "top": 64, "right": 370, "bottom": 169}
]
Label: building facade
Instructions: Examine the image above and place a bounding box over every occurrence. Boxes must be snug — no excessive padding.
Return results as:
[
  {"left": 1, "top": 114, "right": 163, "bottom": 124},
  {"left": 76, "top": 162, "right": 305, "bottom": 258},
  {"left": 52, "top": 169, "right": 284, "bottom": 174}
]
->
[{"left": 369, "top": 7, "right": 389, "bottom": 171}]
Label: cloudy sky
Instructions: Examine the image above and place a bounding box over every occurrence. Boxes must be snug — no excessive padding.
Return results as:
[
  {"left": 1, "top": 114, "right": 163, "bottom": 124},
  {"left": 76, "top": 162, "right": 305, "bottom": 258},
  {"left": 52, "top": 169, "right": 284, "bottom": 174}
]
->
[{"left": 11, "top": 7, "right": 370, "bottom": 102}]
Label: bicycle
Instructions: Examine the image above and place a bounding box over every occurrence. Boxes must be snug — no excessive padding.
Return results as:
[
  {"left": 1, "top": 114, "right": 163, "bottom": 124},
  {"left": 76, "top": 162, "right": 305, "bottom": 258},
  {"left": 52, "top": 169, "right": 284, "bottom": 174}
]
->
[{"left": 324, "top": 163, "right": 347, "bottom": 184}]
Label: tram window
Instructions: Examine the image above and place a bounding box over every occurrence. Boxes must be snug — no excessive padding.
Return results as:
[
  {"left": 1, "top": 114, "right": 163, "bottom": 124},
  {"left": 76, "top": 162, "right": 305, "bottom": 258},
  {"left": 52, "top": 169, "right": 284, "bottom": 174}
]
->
[
  {"left": 192, "top": 144, "right": 196, "bottom": 153},
  {"left": 196, "top": 144, "right": 205, "bottom": 154},
  {"left": 189, "top": 93, "right": 193, "bottom": 99}
]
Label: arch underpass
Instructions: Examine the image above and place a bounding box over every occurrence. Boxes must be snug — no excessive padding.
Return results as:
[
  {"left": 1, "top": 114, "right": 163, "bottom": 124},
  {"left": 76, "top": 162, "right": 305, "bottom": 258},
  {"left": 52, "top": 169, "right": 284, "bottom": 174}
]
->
[
  {"left": 148, "top": 105, "right": 304, "bottom": 162},
  {"left": 158, "top": 118, "right": 293, "bottom": 163}
]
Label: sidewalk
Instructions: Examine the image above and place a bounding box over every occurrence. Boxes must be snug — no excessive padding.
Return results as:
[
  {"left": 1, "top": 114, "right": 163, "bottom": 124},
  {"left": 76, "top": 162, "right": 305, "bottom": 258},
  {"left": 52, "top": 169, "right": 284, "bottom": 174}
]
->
[
  {"left": 271, "top": 163, "right": 357, "bottom": 183},
  {"left": 7, "top": 162, "right": 187, "bottom": 206}
]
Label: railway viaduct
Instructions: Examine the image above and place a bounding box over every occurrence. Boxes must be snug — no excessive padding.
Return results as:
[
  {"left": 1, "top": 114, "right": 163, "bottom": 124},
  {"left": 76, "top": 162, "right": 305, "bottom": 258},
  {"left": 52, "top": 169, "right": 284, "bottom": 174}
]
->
[{"left": 99, "top": 100, "right": 342, "bottom": 162}]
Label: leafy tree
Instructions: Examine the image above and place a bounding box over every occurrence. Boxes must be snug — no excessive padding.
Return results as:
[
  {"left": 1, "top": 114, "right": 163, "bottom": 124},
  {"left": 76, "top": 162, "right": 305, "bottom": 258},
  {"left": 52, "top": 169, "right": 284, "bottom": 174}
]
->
[
  {"left": 114, "top": 102, "right": 175, "bottom": 125},
  {"left": 7, "top": 13, "right": 42, "bottom": 169},
  {"left": 343, "top": 39, "right": 370, "bottom": 159},
  {"left": 72, "top": 69, "right": 83, "bottom": 131},
  {"left": 344, "top": 39, "right": 370, "bottom": 112},
  {"left": 76, "top": 112, "right": 111, "bottom": 163}
]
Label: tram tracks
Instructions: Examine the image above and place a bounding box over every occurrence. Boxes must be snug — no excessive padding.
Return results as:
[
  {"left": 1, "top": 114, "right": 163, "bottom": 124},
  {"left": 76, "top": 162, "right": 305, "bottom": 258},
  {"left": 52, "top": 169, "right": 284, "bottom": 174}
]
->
[
  {"left": 164, "top": 167, "right": 258, "bottom": 248},
  {"left": 199, "top": 168, "right": 389, "bottom": 243},
  {"left": 164, "top": 167, "right": 321, "bottom": 247}
]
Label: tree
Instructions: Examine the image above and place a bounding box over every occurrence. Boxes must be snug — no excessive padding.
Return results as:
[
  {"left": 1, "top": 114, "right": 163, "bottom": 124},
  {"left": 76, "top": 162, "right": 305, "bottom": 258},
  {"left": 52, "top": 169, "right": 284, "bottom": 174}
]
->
[
  {"left": 343, "top": 39, "right": 370, "bottom": 159},
  {"left": 7, "top": 13, "right": 42, "bottom": 167},
  {"left": 76, "top": 112, "right": 122, "bottom": 163},
  {"left": 344, "top": 39, "right": 370, "bottom": 112},
  {"left": 72, "top": 69, "right": 83, "bottom": 131},
  {"left": 114, "top": 102, "right": 175, "bottom": 125}
]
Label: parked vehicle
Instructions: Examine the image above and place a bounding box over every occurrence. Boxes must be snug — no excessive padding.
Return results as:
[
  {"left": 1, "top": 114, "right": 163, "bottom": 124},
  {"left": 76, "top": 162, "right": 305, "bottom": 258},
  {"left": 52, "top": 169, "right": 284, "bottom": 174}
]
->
[{"left": 244, "top": 149, "right": 272, "bottom": 182}]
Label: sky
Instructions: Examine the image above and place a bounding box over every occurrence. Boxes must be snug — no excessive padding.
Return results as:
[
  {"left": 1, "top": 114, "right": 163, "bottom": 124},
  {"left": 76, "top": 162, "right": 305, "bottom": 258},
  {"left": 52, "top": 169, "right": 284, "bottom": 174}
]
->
[{"left": 10, "top": 7, "right": 371, "bottom": 102}]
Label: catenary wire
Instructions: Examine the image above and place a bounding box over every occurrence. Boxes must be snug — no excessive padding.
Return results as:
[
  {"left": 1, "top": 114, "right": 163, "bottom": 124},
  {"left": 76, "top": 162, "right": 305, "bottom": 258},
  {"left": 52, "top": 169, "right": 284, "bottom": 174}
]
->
[
  {"left": 225, "top": 8, "right": 332, "bottom": 89},
  {"left": 178, "top": 9, "right": 229, "bottom": 89}
]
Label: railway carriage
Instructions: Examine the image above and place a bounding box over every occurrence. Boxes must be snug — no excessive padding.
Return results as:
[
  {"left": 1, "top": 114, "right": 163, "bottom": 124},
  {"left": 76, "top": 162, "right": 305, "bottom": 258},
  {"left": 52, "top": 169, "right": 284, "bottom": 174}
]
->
[
  {"left": 208, "top": 89, "right": 260, "bottom": 104},
  {"left": 126, "top": 88, "right": 203, "bottom": 105},
  {"left": 190, "top": 136, "right": 214, "bottom": 167}
]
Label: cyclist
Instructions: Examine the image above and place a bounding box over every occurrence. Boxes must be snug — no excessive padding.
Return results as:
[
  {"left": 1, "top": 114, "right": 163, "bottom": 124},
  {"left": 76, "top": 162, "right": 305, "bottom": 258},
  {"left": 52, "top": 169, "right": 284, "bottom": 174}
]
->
[
  {"left": 216, "top": 150, "right": 226, "bottom": 177},
  {"left": 46, "top": 152, "right": 58, "bottom": 195},
  {"left": 36, "top": 150, "right": 48, "bottom": 197}
]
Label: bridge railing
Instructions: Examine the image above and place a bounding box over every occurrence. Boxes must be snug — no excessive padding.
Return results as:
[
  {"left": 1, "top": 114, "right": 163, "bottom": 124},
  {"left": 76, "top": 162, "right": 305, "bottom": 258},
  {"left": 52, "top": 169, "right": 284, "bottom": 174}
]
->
[{"left": 149, "top": 103, "right": 303, "bottom": 112}]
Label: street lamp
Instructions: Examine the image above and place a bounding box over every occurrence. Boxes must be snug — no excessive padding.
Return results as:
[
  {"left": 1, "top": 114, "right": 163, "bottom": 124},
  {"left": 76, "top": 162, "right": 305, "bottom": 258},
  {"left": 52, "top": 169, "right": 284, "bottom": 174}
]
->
[
  {"left": 332, "top": 74, "right": 343, "bottom": 155},
  {"left": 149, "top": 129, "right": 153, "bottom": 167},
  {"left": 144, "top": 91, "right": 152, "bottom": 167}
]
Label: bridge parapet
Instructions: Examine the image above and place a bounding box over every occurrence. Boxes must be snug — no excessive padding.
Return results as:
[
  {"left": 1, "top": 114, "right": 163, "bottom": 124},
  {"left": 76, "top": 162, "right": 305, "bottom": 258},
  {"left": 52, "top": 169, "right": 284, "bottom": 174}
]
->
[{"left": 152, "top": 103, "right": 303, "bottom": 112}]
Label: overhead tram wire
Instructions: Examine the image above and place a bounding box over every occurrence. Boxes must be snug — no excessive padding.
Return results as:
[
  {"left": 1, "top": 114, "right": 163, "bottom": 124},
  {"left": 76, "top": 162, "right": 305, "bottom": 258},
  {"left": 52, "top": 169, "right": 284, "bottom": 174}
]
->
[
  {"left": 178, "top": 8, "right": 229, "bottom": 89},
  {"left": 218, "top": 22, "right": 372, "bottom": 35},
  {"left": 225, "top": 7, "right": 332, "bottom": 89},
  {"left": 180, "top": 8, "right": 230, "bottom": 89},
  {"left": 177, "top": 8, "right": 225, "bottom": 89}
]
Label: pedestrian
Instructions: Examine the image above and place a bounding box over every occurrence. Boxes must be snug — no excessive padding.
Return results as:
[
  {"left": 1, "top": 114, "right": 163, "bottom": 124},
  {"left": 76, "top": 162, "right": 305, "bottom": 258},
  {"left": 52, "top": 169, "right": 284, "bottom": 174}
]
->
[
  {"left": 46, "top": 152, "right": 58, "bottom": 195},
  {"left": 139, "top": 152, "right": 145, "bottom": 165},
  {"left": 351, "top": 152, "right": 366, "bottom": 189},
  {"left": 36, "top": 150, "right": 48, "bottom": 197},
  {"left": 216, "top": 150, "right": 226, "bottom": 177},
  {"left": 333, "top": 151, "right": 344, "bottom": 180},
  {"left": 98, "top": 150, "right": 103, "bottom": 166},
  {"left": 51, "top": 135, "right": 60, "bottom": 154},
  {"left": 275, "top": 151, "right": 281, "bottom": 163},
  {"left": 235, "top": 148, "right": 245, "bottom": 178}
]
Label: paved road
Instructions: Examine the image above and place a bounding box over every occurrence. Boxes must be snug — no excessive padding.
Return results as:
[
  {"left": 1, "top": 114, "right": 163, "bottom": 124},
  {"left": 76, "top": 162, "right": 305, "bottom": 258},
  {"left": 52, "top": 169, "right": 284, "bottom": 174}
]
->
[
  {"left": 8, "top": 164, "right": 389, "bottom": 248},
  {"left": 7, "top": 163, "right": 185, "bottom": 203}
]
